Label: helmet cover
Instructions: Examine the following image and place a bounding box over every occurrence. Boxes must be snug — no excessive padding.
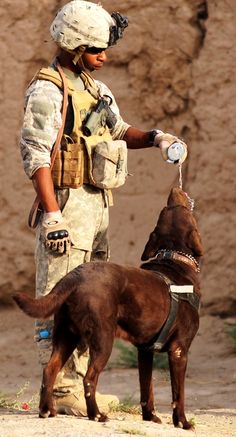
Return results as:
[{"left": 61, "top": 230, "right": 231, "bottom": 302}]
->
[{"left": 50, "top": 1, "right": 128, "bottom": 51}]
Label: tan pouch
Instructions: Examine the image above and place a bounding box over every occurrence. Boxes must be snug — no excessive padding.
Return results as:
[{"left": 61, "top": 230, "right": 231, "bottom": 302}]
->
[
  {"left": 84, "top": 139, "right": 128, "bottom": 189},
  {"left": 52, "top": 137, "right": 85, "bottom": 188}
]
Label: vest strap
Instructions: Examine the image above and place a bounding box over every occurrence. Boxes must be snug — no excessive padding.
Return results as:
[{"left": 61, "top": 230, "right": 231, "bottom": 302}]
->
[{"left": 28, "top": 60, "right": 69, "bottom": 228}]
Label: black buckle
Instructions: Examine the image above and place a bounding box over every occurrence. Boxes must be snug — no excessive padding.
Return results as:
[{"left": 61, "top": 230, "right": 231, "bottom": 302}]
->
[{"left": 163, "top": 251, "right": 172, "bottom": 259}]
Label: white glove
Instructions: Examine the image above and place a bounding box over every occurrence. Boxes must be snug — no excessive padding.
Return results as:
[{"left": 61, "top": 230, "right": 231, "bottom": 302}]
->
[
  {"left": 42, "top": 211, "right": 73, "bottom": 254},
  {"left": 154, "top": 132, "right": 188, "bottom": 164}
]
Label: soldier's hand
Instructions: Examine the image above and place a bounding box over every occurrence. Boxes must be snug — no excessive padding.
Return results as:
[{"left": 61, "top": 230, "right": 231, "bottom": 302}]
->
[
  {"left": 42, "top": 211, "right": 73, "bottom": 254},
  {"left": 154, "top": 132, "right": 188, "bottom": 164}
]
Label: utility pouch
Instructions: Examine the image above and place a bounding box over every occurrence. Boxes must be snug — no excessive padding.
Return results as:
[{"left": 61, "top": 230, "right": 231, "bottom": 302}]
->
[
  {"left": 52, "top": 136, "right": 85, "bottom": 189},
  {"left": 84, "top": 138, "right": 128, "bottom": 189}
]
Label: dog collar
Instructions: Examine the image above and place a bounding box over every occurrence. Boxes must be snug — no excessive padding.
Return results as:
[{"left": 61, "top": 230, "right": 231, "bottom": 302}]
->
[{"left": 155, "top": 249, "right": 200, "bottom": 273}]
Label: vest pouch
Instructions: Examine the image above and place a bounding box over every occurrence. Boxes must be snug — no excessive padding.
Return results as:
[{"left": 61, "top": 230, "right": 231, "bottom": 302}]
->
[
  {"left": 86, "top": 139, "right": 128, "bottom": 189},
  {"left": 52, "top": 138, "right": 85, "bottom": 189},
  {"left": 52, "top": 150, "right": 63, "bottom": 187}
]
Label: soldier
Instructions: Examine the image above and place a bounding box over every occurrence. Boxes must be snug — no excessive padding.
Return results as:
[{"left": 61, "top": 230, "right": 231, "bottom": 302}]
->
[{"left": 20, "top": 0, "right": 187, "bottom": 416}]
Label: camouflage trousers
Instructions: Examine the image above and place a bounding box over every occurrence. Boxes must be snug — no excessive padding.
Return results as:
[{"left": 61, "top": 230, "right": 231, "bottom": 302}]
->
[{"left": 34, "top": 184, "right": 109, "bottom": 396}]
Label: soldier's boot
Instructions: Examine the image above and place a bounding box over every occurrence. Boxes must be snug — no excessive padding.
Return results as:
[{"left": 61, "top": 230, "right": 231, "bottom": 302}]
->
[
  {"left": 52, "top": 349, "right": 119, "bottom": 416},
  {"left": 54, "top": 391, "right": 119, "bottom": 416}
]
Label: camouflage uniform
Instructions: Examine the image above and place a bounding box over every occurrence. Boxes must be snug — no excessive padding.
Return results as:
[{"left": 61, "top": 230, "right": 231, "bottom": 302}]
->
[{"left": 20, "top": 65, "right": 130, "bottom": 396}]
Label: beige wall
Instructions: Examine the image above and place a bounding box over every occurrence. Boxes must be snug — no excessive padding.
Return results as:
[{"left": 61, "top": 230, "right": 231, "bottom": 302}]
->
[{"left": 0, "top": 0, "right": 235, "bottom": 316}]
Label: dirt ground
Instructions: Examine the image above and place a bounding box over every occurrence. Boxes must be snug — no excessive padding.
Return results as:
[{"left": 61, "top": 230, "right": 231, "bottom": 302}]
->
[{"left": 0, "top": 307, "right": 235, "bottom": 437}]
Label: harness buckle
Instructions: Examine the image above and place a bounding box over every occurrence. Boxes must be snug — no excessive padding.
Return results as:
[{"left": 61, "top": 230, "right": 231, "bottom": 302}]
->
[{"left": 163, "top": 250, "right": 172, "bottom": 259}]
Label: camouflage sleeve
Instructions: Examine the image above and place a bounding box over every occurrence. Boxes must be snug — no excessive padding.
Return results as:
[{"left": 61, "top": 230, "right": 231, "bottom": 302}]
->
[
  {"left": 20, "top": 80, "right": 63, "bottom": 179},
  {"left": 95, "top": 80, "right": 130, "bottom": 140}
]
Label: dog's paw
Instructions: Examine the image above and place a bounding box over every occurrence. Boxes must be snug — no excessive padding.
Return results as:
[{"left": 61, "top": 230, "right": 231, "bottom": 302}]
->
[
  {"left": 176, "top": 420, "right": 195, "bottom": 430},
  {"left": 39, "top": 410, "right": 50, "bottom": 418},
  {"left": 39, "top": 407, "right": 56, "bottom": 418},
  {"left": 151, "top": 414, "right": 162, "bottom": 424},
  {"left": 49, "top": 409, "right": 57, "bottom": 418},
  {"left": 97, "top": 412, "right": 108, "bottom": 422},
  {"left": 143, "top": 411, "right": 162, "bottom": 423},
  {"left": 90, "top": 412, "right": 108, "bottom": 422}
]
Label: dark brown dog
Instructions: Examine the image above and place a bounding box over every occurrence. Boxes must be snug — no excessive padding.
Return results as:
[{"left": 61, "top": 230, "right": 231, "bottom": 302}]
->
[{"left": 13, "top": 187, "right": 203, "bottom": 429}]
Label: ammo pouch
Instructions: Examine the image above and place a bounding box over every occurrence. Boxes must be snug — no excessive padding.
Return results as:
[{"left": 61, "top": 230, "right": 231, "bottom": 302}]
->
[
  {"left": 85, "top": 139, "right": 128, "bottom": 189},
  {"left": 52, "top": 136, "right": 85, "bottom": 189}
]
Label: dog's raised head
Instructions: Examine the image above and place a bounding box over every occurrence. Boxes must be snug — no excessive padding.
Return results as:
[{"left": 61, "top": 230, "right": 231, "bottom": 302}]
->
[{"left": 141, "top": 187, "right": 203, "bottom": 261}]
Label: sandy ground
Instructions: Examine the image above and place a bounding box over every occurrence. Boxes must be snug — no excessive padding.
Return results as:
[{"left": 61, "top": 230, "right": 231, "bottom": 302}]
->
[{"left": 0, "top": 307, "right": 235, "bottom": 436}]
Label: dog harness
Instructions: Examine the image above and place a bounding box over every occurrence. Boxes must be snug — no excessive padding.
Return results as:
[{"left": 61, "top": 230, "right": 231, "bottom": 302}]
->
[{"left": 137, "top": 254, "right": 200, "bottom": 352}]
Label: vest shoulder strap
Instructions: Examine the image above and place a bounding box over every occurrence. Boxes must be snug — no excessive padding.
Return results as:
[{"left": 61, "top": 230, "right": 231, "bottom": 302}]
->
[
  {"left": 31, "top": 66, "right": 99, "bottom": 99},
  {"left": 31, "top": 67, "right": 75, "bottom": 94}
]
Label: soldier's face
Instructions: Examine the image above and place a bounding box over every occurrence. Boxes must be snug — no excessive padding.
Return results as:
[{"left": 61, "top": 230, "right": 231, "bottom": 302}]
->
[{"left": 82, "top": 49, "right": 107, "bottom": 71}]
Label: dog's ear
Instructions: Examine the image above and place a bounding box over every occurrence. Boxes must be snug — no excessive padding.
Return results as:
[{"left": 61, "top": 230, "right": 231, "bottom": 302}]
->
[
  {"left": 141, "top": 207, "right": 169, "bottom": 261},
  {"left": 187, "top": 228, "right": 204, "bottom": 257},
  {"left": 141, "top": 229, "right": 159, "bottom": 261}
]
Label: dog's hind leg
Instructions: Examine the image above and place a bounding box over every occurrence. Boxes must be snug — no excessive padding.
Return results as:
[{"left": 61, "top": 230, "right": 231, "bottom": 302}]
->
[
  {"left": 168, "top": 344, "right": 193, "bottom": 430},
  {"left": 39, "top": 330, "right": 78, "bottom": 418},
  {"left": 138, "top": 349, "right": 162, "bottom": 424},
  {"left": 83, "top": 330, "right": 115, "bottom": 422}
]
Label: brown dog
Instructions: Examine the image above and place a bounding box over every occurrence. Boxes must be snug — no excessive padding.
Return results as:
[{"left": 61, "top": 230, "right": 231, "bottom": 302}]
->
[{"left": 13, "top": 187, "right": 203, "bottom": 429}]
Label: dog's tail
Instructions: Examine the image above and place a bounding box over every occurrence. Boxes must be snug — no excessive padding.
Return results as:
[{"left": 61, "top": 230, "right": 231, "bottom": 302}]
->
[{"left": 13, "top": 268, "right": 80, "bottom": 319}]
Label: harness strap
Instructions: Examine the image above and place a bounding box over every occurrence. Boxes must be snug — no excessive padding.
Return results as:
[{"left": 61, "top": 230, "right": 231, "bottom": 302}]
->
[
  {"left": 173, "top": 291, "right": 200, "bottom": 311},
  {"left": 136, "top": 282, "right": 200, "bottom": 353},
  {"left": 152, "top": 296, "right": 179, "bottom": 351},
  {"left": 136, "top": 293, "right": 179, "bottom": 353}
]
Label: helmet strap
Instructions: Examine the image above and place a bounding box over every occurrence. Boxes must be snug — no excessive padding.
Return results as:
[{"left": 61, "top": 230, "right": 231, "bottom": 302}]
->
[{"left": 72, "top": 45, "right": 86, "bottom": 65}]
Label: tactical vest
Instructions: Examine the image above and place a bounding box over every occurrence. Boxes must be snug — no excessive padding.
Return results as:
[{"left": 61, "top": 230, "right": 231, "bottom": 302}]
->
[{"left": 35, "top": 67, "right": 113, "bottom": 189}]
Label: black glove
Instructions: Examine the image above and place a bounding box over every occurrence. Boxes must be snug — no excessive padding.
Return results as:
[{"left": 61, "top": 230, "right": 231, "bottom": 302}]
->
[{"left": 42, "top": 211, "right": 73, "bottom": 254}]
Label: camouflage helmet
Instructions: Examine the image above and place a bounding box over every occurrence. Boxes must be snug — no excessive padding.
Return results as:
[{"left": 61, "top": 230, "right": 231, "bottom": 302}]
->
[{"left": 50, "top": 0, "right": 128, "bottom": 51}]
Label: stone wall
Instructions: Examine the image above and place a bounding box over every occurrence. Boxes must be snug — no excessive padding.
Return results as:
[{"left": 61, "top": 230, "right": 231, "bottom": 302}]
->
[{"left": 0, "top": 0, "right": 235, "bottom": 316}]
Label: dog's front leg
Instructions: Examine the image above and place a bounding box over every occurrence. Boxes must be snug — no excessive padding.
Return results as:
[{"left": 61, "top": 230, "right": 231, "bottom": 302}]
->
[
  {"left": 168, "top": 345, "right": 193, "bottom": 430},
  {"left": 138, "top": 349, "right": 161, "bottom": 423}
]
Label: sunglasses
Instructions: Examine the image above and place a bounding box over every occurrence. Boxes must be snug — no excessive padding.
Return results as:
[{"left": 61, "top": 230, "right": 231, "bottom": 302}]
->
[{"left": 85, "top": 47, "right": 106, "bottom": 55}]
